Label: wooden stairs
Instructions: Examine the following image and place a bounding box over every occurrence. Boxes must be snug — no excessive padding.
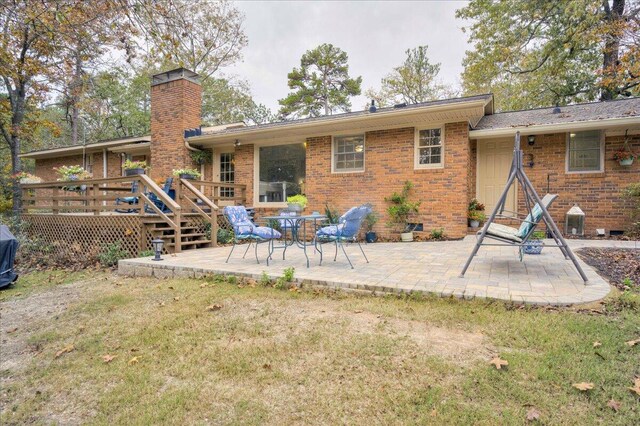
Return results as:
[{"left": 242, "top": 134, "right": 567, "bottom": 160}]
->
[{"left": 143, "top": 213, "right": 213, "bottom": 253}]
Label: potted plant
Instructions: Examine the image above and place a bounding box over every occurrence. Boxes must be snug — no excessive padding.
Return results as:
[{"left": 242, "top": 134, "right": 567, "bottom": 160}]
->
[
  {"left": 613, "top": 149, "right": 635, "bottom": 166},
  {"left": 13, "top": 171, "right": 42, "bottom": 184},
  {"left": 190, "top": 150, "right": 211, "bottom": 165},
  {"left": 364, "top": 211, "right": 379, "bottom": 243},
  {"left": 286, "top": 194, "right": 308, "bottom": 213},
  {"left": 468, "top": 198, "right": 486, "bottom": 228},
  {"left": 55, "top": 165, "right": 91, "bottom": 192},
  {"left": 385, "top": 181, "right": 421, "bottom": 242},
  {"left": 172, "top": 168, "right": 202, "bottom": 180},
  {"left": 468, "top": 210, "right": 486, "bottom": 229},
  {"left": 122, "top": 159, "right": 148, "bottom": 176},
  {"left": 523, "top": 230, "right": 546, "bottom": 255}
]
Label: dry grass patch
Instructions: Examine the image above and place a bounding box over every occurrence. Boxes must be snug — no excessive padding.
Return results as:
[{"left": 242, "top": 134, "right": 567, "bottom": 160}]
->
[{"left": 1, "top": 271, "right": 639, "bottom": 425}]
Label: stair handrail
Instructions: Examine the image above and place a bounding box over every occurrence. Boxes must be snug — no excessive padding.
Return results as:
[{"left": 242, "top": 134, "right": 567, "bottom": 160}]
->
[{"left": 179, "top": 178, "right": 219, "bottom": 212}]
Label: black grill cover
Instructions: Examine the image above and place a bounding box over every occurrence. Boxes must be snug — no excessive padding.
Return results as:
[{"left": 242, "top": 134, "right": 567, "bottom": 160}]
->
[{"left": 0, "top": 225, "right": 19, "bottom": 288}]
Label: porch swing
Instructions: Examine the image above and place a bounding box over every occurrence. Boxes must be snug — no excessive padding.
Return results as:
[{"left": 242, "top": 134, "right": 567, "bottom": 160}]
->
[{"left": 460, "top": 132, "right": 588, "bottom": 282}]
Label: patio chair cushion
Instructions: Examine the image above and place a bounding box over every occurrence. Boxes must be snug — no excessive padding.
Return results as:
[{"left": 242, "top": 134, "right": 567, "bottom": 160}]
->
[
  {"left": 224, "top": 206, "right": 280, "bottom": 240},
  {"left": 253, "top": 226, "right": 282, "bottom": 239},
  {"left": 316, "top": 223, "right": 345, "bottom": 238},
  {"left": 483, "top": 223, "right": 523, "bottom": 243},
  {"left": 516, "top": 203, "right": 543, "bottom": 238}
]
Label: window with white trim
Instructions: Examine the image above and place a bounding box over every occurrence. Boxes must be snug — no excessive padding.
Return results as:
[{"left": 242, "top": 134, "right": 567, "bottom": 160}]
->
[
  {"left": 333, "top": 135, "right": 365, "bottom": 172},
  {"left": 567, "top": 130, "right": 603, "bottom": 172},
  {"left": 415, "top": 128, "right": 443, "bottom": 168}
]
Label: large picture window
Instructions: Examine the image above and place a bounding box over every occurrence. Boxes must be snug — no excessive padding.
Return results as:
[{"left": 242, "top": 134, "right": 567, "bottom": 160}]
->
[
  {"left": 333, "top": 135, "right": 365, "bottom": 172},
  {"left": 566, "top": 130, "right": 603, "bottom": 173},
  {"left": 258, "top": 143, "right": 306, "bottom": 203},
  {"left": 415, "top": 128, "right": 443, "bottom": 168}
]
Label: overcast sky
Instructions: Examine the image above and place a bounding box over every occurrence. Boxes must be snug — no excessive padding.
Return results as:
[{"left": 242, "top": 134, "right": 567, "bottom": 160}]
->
[{"left": 226, "top": 0, "right": 471, "bottom": 112}]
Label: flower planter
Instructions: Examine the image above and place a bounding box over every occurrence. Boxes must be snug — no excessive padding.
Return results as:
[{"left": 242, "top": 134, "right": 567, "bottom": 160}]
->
[
  {"left": 365, "top": 231, "right": 377, "bottom": 243},
  {"left": 125, "top": 168, "right": 145, "bottom": 176},
  {"left": 287, "top": 203, "right": 304, "bottom": 213},
  {"left": 619, "top": 157, "right": 634, "bottom": 166},
  {"left": 179, "top": 173, "right": 197, "bottom": 180},
  {"left": 469, "top": 220, "right": 480, "bottom": 228},
  {"left": 400, "top": 231, "right": 413, "bottom": 242},
  {"left": 523, "top": 240, "right": 544, "bottom": 255}
]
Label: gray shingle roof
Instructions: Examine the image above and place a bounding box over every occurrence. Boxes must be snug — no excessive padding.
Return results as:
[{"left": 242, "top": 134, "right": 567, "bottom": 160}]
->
[
  {"left": 473, "top": 97, "right": 640, "bottom": 130},
  {"left": 200, "top": 94, "right": 493, "bottom": 136}
]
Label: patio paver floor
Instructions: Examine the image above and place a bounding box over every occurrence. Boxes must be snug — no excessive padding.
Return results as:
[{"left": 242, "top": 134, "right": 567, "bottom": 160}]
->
[{"left": 118, "top": 236, "right": 639, "bottom": 305}]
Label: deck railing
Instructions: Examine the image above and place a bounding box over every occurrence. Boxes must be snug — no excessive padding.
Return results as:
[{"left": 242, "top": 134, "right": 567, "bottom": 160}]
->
[{"left": 20, "top": 176, "right": 247, "bottom": 252}]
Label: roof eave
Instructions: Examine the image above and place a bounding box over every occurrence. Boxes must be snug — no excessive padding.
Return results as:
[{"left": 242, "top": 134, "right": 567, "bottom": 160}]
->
[
  {"left": 20, "top": 136, "right": 152, "bottom": 159},
  {"left": 189, "top": 97, "right": 492, "bottom": 145},
  {"left": 469, "top": 116, "right": 640, "bottom": 139}
]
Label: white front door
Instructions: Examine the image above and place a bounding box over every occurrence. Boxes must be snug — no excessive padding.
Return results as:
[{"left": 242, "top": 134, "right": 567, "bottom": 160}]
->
[{"left": 477, "top": 139, "right": 517, "bottom": 215}]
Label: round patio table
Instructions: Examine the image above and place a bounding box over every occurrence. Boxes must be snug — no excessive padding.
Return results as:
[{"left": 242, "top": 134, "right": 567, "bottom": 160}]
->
[{"left": 261, "top": 214, "right": 327, "bottom": 268}]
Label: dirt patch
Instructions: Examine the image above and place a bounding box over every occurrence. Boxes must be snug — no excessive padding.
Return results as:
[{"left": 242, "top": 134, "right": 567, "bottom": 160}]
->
[
  {"left": 220, "top": 298, "right": 492, "bottom": 365},
  {"left": 577, "top": 248, "right": 640, "bottom": 289},
  {"left": 0, "top": 276, "right": 112, "bottom": 374}
]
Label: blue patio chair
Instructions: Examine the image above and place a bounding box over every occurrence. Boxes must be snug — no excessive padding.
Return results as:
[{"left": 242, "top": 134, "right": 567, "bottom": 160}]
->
[
  {"left": 315, "top": 204, "right": 372, "bottom": 269},
  {"left": 145, "top": 177, "right": 173, "bottom": 213},
  {"left": 115, "top": 180, "right": 140, "bottom": 213},
  {"left": 223, "top": 206, "right": 282, "bottom": 265}
]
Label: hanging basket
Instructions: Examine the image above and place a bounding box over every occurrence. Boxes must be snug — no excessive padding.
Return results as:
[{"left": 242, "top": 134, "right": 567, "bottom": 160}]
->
[{"left": 618, "top": 157, "right": 634, "bottom": 166}]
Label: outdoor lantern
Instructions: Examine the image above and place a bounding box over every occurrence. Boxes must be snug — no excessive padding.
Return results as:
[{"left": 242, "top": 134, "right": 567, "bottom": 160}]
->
[
  {"left": 151, "top": 238, "right": 164, "bottom": 261},
  {"left": 527, "top": 135, "right": 536, "bottom": 145},
  {"left": 565, "top": 204, "right": 585, "bottom": 236}
]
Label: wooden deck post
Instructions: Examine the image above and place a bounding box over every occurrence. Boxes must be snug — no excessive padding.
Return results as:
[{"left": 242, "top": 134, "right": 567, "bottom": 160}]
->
[
  {"left": 52, "top": 187, "right": 59, "bottom": 214},
  {"left": 92, "top": 183, "right": 99, "bottom": 215}
]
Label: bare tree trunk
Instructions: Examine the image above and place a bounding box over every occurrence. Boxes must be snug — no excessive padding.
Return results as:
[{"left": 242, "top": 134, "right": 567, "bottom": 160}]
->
[
  {"left": 601, "top": 0, "right": 626, "bottom": 100},
  {"left": 11, "top": 136, "right": 22, "bottom": 215}
]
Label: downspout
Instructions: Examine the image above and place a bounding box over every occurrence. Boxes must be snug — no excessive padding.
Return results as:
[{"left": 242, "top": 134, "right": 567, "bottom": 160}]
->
[{"left": 184, "top": 138, "right": 206, "bottom": 194}]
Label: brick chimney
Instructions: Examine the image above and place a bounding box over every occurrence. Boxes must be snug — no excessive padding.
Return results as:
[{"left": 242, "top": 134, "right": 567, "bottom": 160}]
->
[{"left": 150, "top": 68, "right": 202, "bottom": 181}]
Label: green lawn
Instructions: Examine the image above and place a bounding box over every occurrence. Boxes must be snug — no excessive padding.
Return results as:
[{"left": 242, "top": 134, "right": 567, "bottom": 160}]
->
[{"left": 0, "top": 271, "right": 638, "bottom": 425}]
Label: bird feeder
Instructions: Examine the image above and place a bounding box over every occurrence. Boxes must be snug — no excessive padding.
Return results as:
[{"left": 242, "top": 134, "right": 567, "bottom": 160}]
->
[{"left": 565, "top": 204, "right": 585, "bottom": 236}]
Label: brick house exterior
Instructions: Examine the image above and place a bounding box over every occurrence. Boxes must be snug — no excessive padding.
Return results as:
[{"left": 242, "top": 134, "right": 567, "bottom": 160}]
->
[{"left": 21, "top": 68, "right": 640, "bottom": 239}]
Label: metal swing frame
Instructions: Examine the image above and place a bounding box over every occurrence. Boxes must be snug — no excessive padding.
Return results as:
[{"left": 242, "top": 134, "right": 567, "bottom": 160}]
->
[{"left": 460, "top": 132, "right": 588, "bottom": 282}]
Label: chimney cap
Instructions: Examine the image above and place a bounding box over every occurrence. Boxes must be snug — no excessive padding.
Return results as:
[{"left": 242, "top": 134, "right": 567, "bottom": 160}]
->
[{"left": 152, "top": 68, "right": 201, "bottom": 86}]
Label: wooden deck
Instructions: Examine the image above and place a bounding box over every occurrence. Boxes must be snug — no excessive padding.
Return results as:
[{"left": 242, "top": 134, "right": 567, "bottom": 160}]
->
[{"left": 20, "top": 175, "right": 246, "bottom": 254}]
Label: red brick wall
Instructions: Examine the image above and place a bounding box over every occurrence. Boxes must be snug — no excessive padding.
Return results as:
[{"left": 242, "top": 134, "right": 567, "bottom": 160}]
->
[
  {"left": 150, "top": 78, "right": 201, "bottom": 181},
  {"left": 242, "top": 122, "right": 472, "bottom": 239},
  {"left": 234, "top": 143, "right": 254, "bottom": 205},
  {"left": 518, "top": 132, "right": 638, "bottom": 235},
  {"left": 35, "top": 151, "right": 123, "bottom": 181}
]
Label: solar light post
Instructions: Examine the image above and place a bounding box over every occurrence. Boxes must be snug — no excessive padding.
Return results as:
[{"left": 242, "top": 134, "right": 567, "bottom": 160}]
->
[{"left": 151, "top": 238, "right": 164, "bottom": 261}]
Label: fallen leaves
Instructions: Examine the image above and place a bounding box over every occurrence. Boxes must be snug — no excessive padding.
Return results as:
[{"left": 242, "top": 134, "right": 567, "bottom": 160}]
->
[
  {"left": 489, "top": 356, "right": 508, "bottom": 370},
  {"left": 173, "top": 296, "right": 180, "bottom": 301},
  {"left": 625, "top": 338, "right": 639, "bottom": 347},
  {"left": 55, "top": 344, "right": 75, "bottom": 359},
  {"left": 102, "top": 354, "right": 117, "bottom": 363},
  {"left": 205, "top": 304, "right": 223, "bottom": 312},
  {"left": 607, "top": 399, "right": 621, "bottom": 412},
  {"left": 525, "top": 407, "right": 540, "bottom": 422},
  {"left": 572, "top": 382, "right": 594, "bottom": 391},
  {"left": 592, "top": 341, "right": 601, "bottom": 348},
  {"left": 128, "top": 356, "right": 139, "bottom": 365},
  {"left": 629, "top": 377, "right": 640, "bottom": 396}
]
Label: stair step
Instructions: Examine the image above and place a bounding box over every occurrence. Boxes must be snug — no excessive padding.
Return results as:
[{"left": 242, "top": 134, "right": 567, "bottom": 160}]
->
[
  {"left": 167, "top": 240, "right": 212, "bottom": 247},
  {"left": 179, "top": 232, "right": 207, "bottom": 238}
]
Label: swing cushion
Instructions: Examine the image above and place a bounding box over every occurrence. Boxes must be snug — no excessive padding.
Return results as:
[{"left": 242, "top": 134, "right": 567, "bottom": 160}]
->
[
  {"left": 484, "top": 223, "right": 523, "bottom": 243},
  {"left": 515, "top": 204, "right": 544, "bottom": 238}
]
